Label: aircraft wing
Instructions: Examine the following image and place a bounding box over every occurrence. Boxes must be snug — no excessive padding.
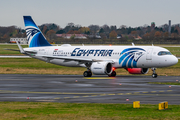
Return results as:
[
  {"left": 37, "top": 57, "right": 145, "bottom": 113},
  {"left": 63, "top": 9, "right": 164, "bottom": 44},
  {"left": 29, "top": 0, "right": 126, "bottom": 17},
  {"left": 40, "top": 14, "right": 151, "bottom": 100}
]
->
[{"left": 37, "top": 54, "right": 114, "bottom": 63}]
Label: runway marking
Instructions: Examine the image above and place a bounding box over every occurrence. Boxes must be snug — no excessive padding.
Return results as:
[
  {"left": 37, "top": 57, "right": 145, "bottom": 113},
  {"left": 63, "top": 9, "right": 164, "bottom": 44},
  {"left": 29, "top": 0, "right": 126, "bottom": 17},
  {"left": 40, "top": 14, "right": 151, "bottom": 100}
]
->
[
  {"left": 0, "top": 90, "right": 173, "bottom": 96},
  {"left": 117, "top": 93, "right": 124, "bottom": 95},
  {"left": 151, "top": 91, "right": 157, "bottom": 93},
  {"left": 100, "top": 94, "right": 106, "bottom": 96},
  {"left": 0, "top": 89, "right": 175, "bottom": 100},
  {"left": 84, "top": 77, "right": 116, "bottom": 79},
  {"left": 131, "top": 94, "right": 180, "bottom": 96},
  {"left": 73, "top": 96, "right": 80, "bottom": 98},
  {"left": 0, "top": 90, "right": 101, "bottom": 95},
  {"left": 91, "top": 95, "right": 97, "bottom": 97},
  {"left": 52, "top": 90, "right": 177, "bottom": 100},
  {"left": 159, "top": 91, "right": 164, "bottom": 92},
  {"left": 64, "top": 97, "right": 70, "bottom": 99},
  {"left": 37, "top": 100, "right": 55, "bottom": 102},
  {"left": 83, "top": 96, "right": 89, "bottom": 97},
  {"left": 54, "top": 98, "right": 60, "bottom": 99}
]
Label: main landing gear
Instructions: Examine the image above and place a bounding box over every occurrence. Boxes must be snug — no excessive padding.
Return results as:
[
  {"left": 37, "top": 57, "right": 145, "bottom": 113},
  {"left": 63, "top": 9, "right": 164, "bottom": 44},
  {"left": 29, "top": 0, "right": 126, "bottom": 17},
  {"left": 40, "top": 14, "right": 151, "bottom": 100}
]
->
[
  {"left": 151, "top": 68, "right": 158, "bottom": 78},
  {"left": 84, "top": 63, "right": 92, "bottom": 77},
  {"left": 83, "top": 71, "right": 92, "bottom": 77},
  {"left": 108, "top": 71, "right": 116, "bottom": 77}
]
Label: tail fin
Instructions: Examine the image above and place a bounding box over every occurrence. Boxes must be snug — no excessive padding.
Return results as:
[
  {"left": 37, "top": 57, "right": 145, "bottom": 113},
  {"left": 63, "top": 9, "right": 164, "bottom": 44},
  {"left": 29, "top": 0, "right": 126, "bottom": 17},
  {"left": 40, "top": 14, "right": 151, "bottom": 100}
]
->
[{"left": 23, "top": 16, "right": 52, "bottom": 47}]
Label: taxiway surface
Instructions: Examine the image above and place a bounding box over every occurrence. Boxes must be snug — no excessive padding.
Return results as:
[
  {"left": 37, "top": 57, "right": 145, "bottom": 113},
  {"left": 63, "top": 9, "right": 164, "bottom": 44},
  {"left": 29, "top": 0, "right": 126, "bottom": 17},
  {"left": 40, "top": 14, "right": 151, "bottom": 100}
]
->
[{"left": 0, "top": 74, "right": 179, "bottom": 104}]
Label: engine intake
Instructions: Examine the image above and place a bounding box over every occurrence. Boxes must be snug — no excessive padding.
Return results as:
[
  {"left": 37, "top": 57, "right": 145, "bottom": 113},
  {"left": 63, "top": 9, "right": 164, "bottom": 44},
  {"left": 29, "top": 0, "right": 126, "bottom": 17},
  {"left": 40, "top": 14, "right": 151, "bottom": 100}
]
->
[
  {"left": 127, "top": 68, "right": 149, "bottom": 74},
  {"left": 90, "top": 62, "right": 113, "bottom": 75}
]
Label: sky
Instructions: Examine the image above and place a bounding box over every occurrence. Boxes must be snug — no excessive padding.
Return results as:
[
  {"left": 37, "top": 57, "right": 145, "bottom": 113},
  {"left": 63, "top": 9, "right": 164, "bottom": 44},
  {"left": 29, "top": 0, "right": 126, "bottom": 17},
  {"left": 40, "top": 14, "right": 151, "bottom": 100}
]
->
[{"left": 0, "top": 0, "right": 180, "bottom": 29}]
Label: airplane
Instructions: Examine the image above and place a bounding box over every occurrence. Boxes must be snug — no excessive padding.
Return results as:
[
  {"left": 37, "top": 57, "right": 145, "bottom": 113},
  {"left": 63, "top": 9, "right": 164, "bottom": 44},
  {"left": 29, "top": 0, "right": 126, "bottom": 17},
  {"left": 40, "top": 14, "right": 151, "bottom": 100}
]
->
[{"left": 15, "top": 16, "right": 178, "bottom": 78}]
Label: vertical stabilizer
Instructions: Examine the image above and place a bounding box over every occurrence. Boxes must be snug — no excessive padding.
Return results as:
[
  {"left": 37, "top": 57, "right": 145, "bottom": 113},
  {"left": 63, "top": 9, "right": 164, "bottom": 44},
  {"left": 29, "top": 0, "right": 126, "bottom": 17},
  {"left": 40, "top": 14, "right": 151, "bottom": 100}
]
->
[{"left": 23, "top": 16, "right": 52, "bottom": 47}]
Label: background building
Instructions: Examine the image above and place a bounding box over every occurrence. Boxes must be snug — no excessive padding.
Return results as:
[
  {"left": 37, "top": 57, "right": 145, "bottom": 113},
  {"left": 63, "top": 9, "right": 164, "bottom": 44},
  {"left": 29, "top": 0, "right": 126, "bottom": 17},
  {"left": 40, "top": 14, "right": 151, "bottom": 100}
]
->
[{"left": 10, "top": 38, "right": 28, "bottom": 44}]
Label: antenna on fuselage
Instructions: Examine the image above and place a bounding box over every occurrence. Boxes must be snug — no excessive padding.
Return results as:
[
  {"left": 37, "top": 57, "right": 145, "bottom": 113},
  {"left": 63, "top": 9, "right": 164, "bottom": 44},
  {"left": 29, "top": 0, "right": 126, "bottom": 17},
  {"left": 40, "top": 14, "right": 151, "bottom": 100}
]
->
[
  {"left": 82, "top": 44, "right": 84, "bottom": 46},
  {"left": 152, "top": 44, "right": 154, "bottom": 46},
  {"left": 132, "top": 43, "right": 135, "bottom": 46}
]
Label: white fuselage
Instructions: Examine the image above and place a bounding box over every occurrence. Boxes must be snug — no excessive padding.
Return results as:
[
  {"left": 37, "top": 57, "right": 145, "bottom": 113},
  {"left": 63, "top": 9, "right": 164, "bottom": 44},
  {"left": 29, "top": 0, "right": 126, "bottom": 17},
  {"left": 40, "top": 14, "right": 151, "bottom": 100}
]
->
[{"left": 24, "top": 45, "right": 178, "bottom": 68}]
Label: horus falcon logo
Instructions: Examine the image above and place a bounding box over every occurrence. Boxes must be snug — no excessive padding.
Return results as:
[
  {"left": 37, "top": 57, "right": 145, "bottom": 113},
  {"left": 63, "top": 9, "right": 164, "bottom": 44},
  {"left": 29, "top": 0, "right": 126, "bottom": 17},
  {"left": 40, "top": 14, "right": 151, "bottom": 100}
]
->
[
  {"left": 119, "top": 48, "right": 145, "bottom": 68},
  {"left": 25, "top": 27, "right": 40, "bottom": 41}
]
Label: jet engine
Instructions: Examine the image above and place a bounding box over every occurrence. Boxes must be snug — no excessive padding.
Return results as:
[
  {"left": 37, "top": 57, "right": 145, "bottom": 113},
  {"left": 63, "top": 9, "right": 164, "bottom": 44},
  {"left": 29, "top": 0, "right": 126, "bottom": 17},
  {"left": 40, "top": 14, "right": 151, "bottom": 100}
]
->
[
  {"left": 90, "top": 62, "right": 113, "bottom": 75},
  {"left": 126, "top": 68, "right": 149, "bottom": 74}
]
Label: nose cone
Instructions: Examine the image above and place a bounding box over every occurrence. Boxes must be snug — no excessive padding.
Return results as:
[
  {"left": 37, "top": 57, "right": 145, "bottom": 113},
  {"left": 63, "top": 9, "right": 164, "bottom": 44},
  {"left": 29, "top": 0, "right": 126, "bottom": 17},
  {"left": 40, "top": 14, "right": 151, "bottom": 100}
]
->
[
  {"left": 162, "top": 55, "right": 178, "bottom": 67},
  {"left": 170, "top": 56, "right": 178, "bottom": 66}
]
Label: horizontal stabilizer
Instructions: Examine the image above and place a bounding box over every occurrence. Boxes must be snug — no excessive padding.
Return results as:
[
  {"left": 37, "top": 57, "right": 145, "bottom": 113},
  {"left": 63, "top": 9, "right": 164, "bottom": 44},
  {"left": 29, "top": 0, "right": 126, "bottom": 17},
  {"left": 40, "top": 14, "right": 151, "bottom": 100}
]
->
[
  {"left": 16, "top": 41, "right": 25, "bottom": 54},
  {"left": 4, "top": 48, "right": 20, "bottom": 51}
]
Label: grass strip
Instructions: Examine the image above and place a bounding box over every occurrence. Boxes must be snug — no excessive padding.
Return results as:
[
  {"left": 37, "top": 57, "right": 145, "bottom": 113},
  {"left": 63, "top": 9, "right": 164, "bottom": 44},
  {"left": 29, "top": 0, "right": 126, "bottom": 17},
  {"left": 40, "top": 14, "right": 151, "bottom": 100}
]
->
[
  {"left": 0, "top": 44, "right": 28, "bottom": 55},
  {"left": 149, "top": 82, "right": 180, "bottom": 85},
  {"left": 0, "top": 102, "right": 180, "bottom": 120}
]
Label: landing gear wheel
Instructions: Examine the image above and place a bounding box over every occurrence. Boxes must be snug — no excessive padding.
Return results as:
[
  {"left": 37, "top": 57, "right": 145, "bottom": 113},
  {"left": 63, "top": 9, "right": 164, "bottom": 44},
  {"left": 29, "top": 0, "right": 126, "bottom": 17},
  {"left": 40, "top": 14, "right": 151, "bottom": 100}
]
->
[
  {"left": 151, "top": 68, "right": 157, "bottom": 78},
  {"left": 108, "top": 71, "right": 116, "bottom": 77},
  {"left": 88, "top": 71, "right": 92, "bottom": 77},
  {"left": 152, "top": 73, "right": 157, "bottom": 78},
  {"left": 83, "top": 71, "right": 88, "bottom": 77},
  {"left": 83, "top": 71, "right": 92, "bottom": 77}
]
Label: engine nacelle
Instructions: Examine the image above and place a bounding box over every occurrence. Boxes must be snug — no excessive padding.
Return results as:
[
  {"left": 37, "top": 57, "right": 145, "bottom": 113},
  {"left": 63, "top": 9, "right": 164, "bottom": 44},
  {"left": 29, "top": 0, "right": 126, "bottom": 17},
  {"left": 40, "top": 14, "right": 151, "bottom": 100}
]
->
[
  {"left": 127, "top": 68, "right": 149, "bottom": 74},
  {"left": 90, "top": 62, "right": 113, "bottom": 75}
]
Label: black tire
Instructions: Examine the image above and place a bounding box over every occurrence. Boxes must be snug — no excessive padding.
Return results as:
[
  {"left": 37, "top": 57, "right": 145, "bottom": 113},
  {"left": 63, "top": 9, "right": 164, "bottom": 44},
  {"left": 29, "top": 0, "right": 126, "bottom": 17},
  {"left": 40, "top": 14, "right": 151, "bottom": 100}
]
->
[
  {"left": 83, "top": 71, "right": 92, "bottom": 77},
  {"left": 83, "top": 71, "right": 89, "bottom": 77},
  {"left": 88, "top": 71, "right": 92, "bottom": 77},
  {"left": 152, "top": 73, "right": 158, "bottom": 78},
  {"left": 108, "top": 71, "right": 116, "bottom": 77}
]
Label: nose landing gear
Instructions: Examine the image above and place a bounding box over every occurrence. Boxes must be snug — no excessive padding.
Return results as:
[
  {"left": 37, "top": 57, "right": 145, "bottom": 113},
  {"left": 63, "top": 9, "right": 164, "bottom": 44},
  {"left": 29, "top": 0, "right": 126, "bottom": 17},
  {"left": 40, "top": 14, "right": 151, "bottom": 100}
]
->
[{"left": 151, "top": 68, "right": 158, "bottom": 78}]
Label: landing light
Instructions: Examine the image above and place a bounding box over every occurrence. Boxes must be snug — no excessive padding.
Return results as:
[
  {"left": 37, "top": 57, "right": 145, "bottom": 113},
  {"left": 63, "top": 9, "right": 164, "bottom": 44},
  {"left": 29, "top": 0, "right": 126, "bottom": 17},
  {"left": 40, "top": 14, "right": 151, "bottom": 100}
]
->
[{"left": 112, "top": 67, "right": 115, "bottom": 71}]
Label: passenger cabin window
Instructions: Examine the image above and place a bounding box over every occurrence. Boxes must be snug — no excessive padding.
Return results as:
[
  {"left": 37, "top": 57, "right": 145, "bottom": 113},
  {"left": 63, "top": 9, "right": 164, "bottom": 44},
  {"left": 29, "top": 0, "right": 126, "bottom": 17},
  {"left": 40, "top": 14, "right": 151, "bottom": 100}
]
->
[{"left": 158, "top": 51, "right": 172, "bottom": 56}]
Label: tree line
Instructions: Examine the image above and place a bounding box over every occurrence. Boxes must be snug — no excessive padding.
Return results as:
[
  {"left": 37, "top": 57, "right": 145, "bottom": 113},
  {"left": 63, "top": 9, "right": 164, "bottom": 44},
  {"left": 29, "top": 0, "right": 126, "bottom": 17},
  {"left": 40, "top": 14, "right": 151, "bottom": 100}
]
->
[{"left": 1, "top": 21, "right": 180, "bottom": 44}]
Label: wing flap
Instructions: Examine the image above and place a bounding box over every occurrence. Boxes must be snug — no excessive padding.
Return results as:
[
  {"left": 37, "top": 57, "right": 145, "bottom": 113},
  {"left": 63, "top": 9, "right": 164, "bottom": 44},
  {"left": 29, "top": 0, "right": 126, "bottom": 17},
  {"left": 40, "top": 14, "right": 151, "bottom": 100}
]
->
[{"left": 38, "top": 55, "right": 95, "bottom": 62}]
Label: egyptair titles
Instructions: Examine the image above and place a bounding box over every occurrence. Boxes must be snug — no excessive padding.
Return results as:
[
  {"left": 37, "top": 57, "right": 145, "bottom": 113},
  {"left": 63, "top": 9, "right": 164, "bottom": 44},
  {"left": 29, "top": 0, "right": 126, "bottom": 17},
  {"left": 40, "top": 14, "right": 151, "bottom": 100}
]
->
[
  {"left": 52, "top": 48, "right": 114, "bottom": 57},
  {"left": 71, "top": 48, "right": 113, "bottom": 56}
]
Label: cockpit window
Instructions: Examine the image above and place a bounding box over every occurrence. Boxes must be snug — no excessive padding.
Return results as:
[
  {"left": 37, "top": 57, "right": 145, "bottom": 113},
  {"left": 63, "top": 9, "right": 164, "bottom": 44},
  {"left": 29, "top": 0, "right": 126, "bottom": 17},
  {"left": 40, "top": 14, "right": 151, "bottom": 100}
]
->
[{"left": 158, "top": 51, "right": 172, "bottom": 56}]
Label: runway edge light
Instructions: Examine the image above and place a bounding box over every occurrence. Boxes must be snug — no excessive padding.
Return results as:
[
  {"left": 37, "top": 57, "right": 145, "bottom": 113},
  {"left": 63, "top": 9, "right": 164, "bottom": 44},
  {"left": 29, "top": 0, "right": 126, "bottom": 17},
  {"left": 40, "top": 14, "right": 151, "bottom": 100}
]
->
[{"left": 133, "top": 101, "right": 140, "bottom": 108}]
